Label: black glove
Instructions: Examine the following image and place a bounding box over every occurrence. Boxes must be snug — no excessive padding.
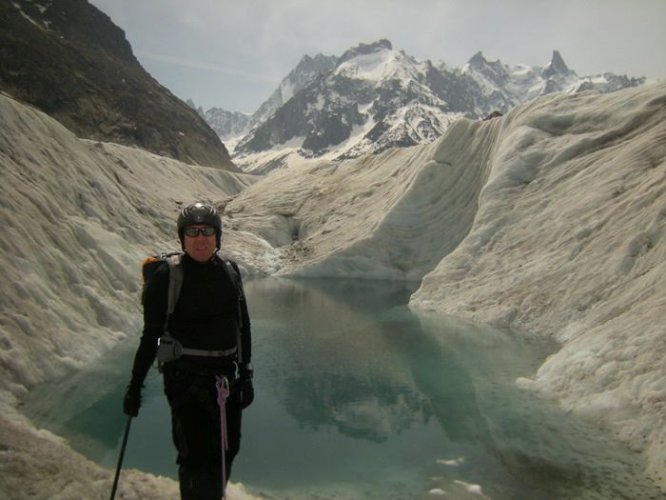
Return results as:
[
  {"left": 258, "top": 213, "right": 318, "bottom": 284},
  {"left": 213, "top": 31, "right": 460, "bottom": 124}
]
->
[
  {"left": 123, "top": 384, "right": 142, "bottom": 417},
  {"left": 238, "top": 379, "right": 254, "bottom": 409},
  {"left": 238, "top": 363, "right": 254, "bottom": 409}
]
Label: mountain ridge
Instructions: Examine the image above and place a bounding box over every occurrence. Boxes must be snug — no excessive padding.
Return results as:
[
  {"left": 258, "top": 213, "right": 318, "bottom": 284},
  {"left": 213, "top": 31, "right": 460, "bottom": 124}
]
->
[
  {"left": 201, "top": 40, "right": 645, "bottom": 172},
  {"left": 0, "top": 0, "right": 236, "bottom": 170}
]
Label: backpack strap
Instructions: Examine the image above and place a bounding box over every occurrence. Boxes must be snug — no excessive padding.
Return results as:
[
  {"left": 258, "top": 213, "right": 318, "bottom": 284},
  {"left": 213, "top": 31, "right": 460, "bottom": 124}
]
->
[
  {"left": 165, "top": 253, "right": 184, "bottom": 327},
  {"left": 218, "top": 256, "right": 247, "bottom": 363}
]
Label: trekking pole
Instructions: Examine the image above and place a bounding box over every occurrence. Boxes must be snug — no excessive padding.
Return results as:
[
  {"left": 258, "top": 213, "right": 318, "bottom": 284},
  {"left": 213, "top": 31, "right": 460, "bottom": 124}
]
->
[{"left": 110, "top": 415, "right": 133, "bottom": 500}]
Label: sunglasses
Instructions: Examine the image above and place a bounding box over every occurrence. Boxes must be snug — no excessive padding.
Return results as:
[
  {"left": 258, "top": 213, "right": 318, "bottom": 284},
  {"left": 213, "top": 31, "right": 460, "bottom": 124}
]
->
[{"left": 183, "top": 226, "right": 216, "bottom": 237}]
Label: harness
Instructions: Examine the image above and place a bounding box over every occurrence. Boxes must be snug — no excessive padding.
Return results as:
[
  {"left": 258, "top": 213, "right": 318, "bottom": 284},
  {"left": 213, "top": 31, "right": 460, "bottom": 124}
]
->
[{"left": 157, "top": 335, "right": 237, "bottom": 364}]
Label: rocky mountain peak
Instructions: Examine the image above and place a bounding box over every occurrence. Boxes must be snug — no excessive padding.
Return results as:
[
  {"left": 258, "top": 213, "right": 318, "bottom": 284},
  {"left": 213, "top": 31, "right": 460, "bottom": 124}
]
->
[
  {"left": 543, "top": 50, "right": 573, "bottom": 78},
  {"left": 468, "top": 51, "right": 488, "bottom": 67},
  {"left": 338, "top": 39, "right": 393, "bottom": 64},
  {"left": 248, "top": 51, "right": 337, "bottom": 126},
  {"left": 465, "top": 51, "right": 510, "bottom": 87},
  {"left": 295, "top": 53, "right": 337, "bottom": 74}
]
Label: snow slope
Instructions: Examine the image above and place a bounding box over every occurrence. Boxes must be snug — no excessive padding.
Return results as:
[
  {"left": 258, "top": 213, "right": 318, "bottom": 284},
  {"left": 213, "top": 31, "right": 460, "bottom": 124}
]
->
[
  {"left": 225, "top": 82, "right": 666, "bottom": 489},
  {"left": 411, "top": 83, "right": 666, "bottom": 487},
  {"left": 0, "top": 93, "right": 260, "bottom": 499},
  {"left": 0, "top": 81, "right": 665, "bottom": 496}
]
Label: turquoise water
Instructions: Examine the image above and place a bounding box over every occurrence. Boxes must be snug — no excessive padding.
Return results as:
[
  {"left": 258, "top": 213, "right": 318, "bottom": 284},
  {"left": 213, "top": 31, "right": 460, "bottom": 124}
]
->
[{"left": 24, "top": 278, "right": 664, "bottom": 499}]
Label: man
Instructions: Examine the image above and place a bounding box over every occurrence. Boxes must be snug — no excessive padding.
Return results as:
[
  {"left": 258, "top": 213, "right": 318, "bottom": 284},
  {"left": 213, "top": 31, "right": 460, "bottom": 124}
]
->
[{"left": 123, "top": 202, "right": 253, "bottom": 500}]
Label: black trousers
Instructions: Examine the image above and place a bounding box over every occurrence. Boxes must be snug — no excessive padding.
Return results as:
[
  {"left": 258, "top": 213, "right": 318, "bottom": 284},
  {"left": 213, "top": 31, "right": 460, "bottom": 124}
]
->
[{"left": 163, "top": 364, "right": 242, "bottom": 500}]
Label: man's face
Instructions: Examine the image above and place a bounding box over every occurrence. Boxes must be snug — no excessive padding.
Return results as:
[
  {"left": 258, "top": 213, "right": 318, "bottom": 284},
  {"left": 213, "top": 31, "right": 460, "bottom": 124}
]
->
[{"left": 183, "top": 224, "right": 217, "bottom": 262}]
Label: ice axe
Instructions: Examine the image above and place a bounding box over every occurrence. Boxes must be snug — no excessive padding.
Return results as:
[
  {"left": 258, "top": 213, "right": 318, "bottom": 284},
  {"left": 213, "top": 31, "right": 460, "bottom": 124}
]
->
[{"left": 110, "top": 415, "right": 133, "bottom": 500}]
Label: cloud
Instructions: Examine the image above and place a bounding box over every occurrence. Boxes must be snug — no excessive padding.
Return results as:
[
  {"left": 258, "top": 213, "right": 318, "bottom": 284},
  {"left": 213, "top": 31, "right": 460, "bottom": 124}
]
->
[{"left": 135, "top": 50, "right": 277, "bottom": 83}]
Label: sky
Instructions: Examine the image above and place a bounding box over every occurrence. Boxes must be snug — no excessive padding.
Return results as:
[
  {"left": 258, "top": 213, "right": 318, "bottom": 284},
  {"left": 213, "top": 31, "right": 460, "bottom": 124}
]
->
[{"left": 88, "top": 0, "right": 666, "bottom": 113}]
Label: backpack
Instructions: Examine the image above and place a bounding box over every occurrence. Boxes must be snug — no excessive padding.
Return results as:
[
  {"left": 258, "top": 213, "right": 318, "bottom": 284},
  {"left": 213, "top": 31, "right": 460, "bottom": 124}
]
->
[
  {"left": 141, "top": 252, "right": 247, "bottom": 361},
  {"left": 141, "top": 252, "right": 185, "bottom": 316}
]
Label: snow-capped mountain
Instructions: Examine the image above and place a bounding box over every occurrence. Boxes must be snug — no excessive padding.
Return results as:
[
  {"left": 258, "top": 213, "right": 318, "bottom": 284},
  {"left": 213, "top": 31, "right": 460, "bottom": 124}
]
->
[
  {"left": 200, "top": 53, "right": 337, "bottom": 142},
  {"left": 205, "top": 40, "right": 645, "bottom": 172},
  {"left": 252, "top": 52, "right": 338, "bottom": 126},
  {"left": 202, "top": 107, "right": 252, "bottom": 140}
]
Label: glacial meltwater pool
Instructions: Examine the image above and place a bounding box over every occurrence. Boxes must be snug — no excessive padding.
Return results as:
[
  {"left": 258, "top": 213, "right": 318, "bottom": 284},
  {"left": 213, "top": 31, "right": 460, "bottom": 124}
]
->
[{"left": 24, "top": 278, "right": 664, "bottom": 499}]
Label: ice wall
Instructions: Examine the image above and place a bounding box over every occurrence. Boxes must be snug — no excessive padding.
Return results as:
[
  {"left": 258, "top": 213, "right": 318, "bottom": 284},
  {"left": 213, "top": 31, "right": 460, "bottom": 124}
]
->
[
  {"left": 411, "top": 82, "right": 666, "bottom": 488},
  {"left": 223, "top": 116, "right": 502, "bottom": 281},
  {"left": 0, "top": 93, "right": 259, "bottom": 498}
]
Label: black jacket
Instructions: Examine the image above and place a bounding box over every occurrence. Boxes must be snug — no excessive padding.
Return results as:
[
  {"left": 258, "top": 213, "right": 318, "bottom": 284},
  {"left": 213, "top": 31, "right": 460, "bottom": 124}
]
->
[{"left": 129, "top": 253, "right": 252, "bottom": 389}]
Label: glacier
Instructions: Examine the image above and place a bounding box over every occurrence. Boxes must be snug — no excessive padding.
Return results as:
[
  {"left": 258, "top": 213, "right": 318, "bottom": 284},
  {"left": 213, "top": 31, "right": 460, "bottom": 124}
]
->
[{"left": 0, "top": 80, "right": 665, "bottom": 498}]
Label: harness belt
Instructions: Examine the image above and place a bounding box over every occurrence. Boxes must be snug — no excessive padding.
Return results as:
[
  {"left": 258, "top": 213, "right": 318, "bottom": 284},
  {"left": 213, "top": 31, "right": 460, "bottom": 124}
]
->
[
  {"left": 157, "top": 335, "right": 237, "bottom": 364},
  {"left": 180, "top": 346, "right": 238, "bottom": 358}
]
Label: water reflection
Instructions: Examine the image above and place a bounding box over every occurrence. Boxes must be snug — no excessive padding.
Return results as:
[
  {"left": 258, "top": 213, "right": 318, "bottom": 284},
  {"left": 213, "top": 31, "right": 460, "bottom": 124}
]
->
[
  {"left": 257, "top": 278, "right": 432, "bottom": 443},
  {"left": 383, "top": 309, "right": 495, "bottom": 446},
  {"left": 22, "top": 277, "right": 665, "bottom": 500},
  {"left": 254, "top": 277, "right": 503, "bottom": 449},
  {"left": 284, "top": 373, "right": 431, "bottom": 442},
  {"left": 242, "top": 278, "right": 662, "bottom": 499}
]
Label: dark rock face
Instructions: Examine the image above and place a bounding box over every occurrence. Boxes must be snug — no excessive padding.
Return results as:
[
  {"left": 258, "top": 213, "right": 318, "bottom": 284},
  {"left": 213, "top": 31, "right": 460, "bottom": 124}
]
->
[{"left": 0, "top": 0, "right": 236, "bottom": 170}]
